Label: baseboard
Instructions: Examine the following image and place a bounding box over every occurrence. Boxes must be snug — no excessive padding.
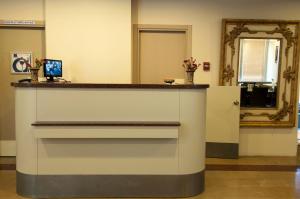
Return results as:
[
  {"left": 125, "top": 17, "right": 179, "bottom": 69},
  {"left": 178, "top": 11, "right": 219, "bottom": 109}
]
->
[
  {"left": 206, "top": 142, "right": 239, "bottom": 159},
  {"left": 0, "top": 140, "right": 16, "bottom": 156}
]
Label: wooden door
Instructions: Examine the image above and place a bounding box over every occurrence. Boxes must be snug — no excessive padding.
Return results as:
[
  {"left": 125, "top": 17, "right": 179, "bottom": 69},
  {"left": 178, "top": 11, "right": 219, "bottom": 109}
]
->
[
  {"left": 133, "top": 25, "right": 192, "bottom": 84},
  {"left": 0, "top": 26, "right": 45, "bottom": 156}
]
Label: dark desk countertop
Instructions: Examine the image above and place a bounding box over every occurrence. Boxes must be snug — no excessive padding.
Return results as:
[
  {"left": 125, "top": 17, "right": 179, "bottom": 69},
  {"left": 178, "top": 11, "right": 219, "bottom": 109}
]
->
[{"left": 11, "top": 82, "right": 209, "bottom": 89}]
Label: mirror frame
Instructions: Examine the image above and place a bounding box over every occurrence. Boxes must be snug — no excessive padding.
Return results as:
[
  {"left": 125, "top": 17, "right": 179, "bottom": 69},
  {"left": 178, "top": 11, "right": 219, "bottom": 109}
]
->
[{"left": 219, "top": 19, "right": 300, "bottom": 127}]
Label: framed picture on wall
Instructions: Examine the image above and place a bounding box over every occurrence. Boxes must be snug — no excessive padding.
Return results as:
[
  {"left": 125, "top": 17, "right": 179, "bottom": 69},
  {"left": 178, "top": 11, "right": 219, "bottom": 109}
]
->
[{"left": 11, "top": 52, "right": 32, "bottom": 74}]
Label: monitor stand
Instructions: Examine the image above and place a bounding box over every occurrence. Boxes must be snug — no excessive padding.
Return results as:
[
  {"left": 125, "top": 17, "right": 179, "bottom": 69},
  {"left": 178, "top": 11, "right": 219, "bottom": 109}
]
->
[{"left": 46, "top": 76, "right": 58, "bottom": 82}]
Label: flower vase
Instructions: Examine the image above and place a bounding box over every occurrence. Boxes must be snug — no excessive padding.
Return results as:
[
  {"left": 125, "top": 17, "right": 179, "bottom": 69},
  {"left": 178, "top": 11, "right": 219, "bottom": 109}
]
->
[
  {"left": 30, "top": 68, "right": 39, "bottom": 83},
  {"left": 186, "top": 70, "right": 194, "bottom": 84}
]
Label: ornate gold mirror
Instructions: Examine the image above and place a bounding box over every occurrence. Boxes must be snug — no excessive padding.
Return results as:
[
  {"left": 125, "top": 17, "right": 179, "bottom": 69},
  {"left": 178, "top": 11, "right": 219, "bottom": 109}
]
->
[{"left": 220, "top": 19, "right": 300, "bottom": 127}]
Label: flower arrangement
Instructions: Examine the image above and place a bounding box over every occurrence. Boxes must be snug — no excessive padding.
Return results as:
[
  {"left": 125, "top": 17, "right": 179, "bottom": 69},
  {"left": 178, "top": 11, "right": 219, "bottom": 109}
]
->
[
  {"left": 182, "top": 57, "right": 201, "bottom": 72},
  {"left": 33, "top": 58, "right": 44, "bottom": 69},
  {"left": 24, "top": 58, "right": 44, "bottom": 83}
]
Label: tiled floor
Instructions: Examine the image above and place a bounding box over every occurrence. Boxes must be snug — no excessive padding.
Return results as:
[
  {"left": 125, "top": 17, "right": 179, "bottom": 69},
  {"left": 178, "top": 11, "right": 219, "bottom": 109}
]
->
[{"left": 0, "top": 170, "right": 300, "bottom": 199}]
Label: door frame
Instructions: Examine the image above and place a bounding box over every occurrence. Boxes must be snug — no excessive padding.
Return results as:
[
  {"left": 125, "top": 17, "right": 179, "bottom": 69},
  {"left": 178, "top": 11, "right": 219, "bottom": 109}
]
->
[
  {"left": 132, "top": 24, "right": 192, "bottom": 83},
  {"left": 0, "top": 20, "right": 45, "bottom": 28},
  {"left": 0, "top": 19, "right": 45, "bottom": 156}
]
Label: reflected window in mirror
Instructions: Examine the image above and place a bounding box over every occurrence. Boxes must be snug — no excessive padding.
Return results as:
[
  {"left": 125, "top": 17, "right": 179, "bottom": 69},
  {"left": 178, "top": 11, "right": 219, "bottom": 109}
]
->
[
  {"left": 238, "top": 38, "right": 281, "bottom": 83},
  {"left": 238, "top": 38, "right": 281, "bottom": 108}
]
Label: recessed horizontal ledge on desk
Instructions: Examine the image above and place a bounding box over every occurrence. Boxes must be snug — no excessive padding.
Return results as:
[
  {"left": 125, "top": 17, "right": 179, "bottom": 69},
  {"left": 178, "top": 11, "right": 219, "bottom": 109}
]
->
[
  {"left": 32, "top": 122, "right": 179, "bottom": 139},
  {"left": 31, "top": 121, "right": 181, "bottom": 127}
]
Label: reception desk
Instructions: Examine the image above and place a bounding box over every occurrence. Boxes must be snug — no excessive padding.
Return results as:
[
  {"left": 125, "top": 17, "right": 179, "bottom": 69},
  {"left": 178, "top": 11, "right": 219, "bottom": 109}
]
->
[{"left": 11, "top": 82, "right": 209, "bottom": 198}]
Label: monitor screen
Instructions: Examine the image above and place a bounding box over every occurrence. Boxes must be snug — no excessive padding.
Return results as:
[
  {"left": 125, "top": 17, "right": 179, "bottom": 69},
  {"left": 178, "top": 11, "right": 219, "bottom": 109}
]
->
[{"left": 43, "top": 59, "right": 62, "bottom": 78}]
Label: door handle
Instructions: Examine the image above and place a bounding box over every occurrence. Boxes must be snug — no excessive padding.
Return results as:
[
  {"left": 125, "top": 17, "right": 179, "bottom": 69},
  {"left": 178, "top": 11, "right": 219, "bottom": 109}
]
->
[{"left": 233, "top": 100, "right": 240, "bottom": 106}]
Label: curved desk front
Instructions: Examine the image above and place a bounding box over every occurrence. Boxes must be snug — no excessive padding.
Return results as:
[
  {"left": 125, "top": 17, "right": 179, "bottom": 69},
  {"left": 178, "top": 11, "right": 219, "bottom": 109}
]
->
[{"left": 11, "top": 83, "right": 209, "bottom": 198}]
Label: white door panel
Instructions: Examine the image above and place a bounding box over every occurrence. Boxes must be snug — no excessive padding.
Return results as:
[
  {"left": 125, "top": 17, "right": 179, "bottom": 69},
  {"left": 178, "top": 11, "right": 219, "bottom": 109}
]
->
[{"left": 206, "top": 86, "right": 240, "bottom": 158}]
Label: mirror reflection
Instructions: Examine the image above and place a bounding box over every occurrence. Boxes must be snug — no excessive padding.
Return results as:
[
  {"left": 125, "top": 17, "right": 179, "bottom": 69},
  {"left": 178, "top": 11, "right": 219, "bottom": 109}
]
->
[{"left": 238, "top": 38, "right": 281, "bottom": 108}]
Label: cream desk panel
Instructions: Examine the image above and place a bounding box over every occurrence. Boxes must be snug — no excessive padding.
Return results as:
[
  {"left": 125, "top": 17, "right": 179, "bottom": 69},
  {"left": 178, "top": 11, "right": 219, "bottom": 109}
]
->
[
  {"left": 178, "top": 90, "right": 206, "bottom": 174},
  {"left": 15, "top": 88, "right": 206, "bottom": 175},
  {"left": 15, "top": 88, "right": 37, "bottom": 174},
  {"left": 33, "top": 126, "right": 178, "bottom": 139},
  {"left": 36, "top": 89, "right": 180, "bottom": 122},
  {"left": 37, "top": 138, "right": 178, "bottom": 175}
]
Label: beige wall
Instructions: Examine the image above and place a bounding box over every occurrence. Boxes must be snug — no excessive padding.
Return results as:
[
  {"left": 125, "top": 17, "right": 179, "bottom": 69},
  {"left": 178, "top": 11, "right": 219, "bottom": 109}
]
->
[
  {"left": 45, "top": 0, "right": 132, "bottom": 83},
  {"left": 136, "top": 0, "right": 300, "bottom": 156},
  {"left": 0, "top": 0, "right": 44, "bottom": 20},
  {"left": 137, "top": 0, "right": 300, "bottom": 85}
]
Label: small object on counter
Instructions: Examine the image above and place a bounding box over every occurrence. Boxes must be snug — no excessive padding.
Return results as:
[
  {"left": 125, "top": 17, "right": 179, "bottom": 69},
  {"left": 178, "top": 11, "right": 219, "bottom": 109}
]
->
[
  {"left": 164, "top": 79, "right": 175, "bottom": 85},
  {"left": 18, "top": 78, "right": 31, "bottom": 83},
  {"left": 174, "top": 79, "right": 185, "bottom": 84}
]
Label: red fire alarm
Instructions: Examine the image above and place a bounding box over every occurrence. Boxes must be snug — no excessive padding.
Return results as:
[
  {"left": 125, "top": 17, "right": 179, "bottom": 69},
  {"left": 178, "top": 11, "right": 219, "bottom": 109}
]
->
[{"left": 203, "top": 62, "right": 210, "bottom": 71}]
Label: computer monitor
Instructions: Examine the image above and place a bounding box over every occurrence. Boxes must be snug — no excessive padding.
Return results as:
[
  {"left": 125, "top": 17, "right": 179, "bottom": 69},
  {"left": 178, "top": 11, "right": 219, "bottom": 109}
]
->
[{"left": 43, "top": 59, "right": 62, "bottom": 81}]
